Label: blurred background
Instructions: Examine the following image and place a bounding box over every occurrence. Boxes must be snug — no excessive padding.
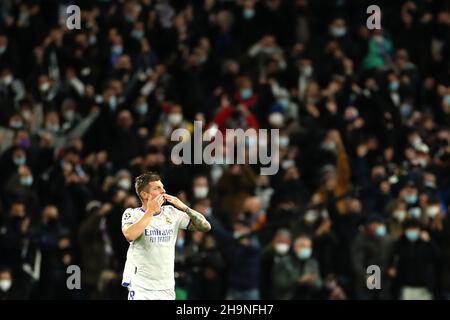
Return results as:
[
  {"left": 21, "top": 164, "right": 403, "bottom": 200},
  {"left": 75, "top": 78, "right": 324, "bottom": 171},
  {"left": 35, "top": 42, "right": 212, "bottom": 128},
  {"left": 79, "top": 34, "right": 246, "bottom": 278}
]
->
[{"left": 0, "top": 0, "right": 450, "bottom": 300}]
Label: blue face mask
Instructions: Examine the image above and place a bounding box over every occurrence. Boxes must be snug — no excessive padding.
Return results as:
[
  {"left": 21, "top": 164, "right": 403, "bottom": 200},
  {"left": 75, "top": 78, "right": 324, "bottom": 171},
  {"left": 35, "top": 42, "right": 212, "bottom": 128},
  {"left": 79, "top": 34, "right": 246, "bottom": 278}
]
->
[
  {"left": 111, "top": 45, "right": 123, "bottom": 55},
  {"left": 131, "top": 30, "right": 144, "bottom": 40},
  {"left": 405, "top": 229, "right": 419, "bottom": 242},
  {"left": 176, "top": 237, "right": 185, "bottom": 248},
  {"left": 400, "top": 104, "right": 413, "bottom": 118},
  {"left": 389, "top": 81, "right": 399, "bottom": 92},
  {"left": 109, "top": 96, "right": 118, "bottom": 111},
  {"left": 278, "top": 99, "right": 290, "bottom": 109},
  {"left": 13, "top": 156, "right": 26, "bottom": 166},
  {"left": 444, "top": 95, "right": 450, "bottom": 105},
  {"left": 136, "top": 103, "right": 148, "bottom": 115},
  {"left": 408, "top": 207, "right": 421, "bottom": 219},
  {"left": 404, "top": 193, "right": 417, "bottom": 204},
  {"left": 20, "top": 175, "right": 33, "bottom": 187},
  {"left": 243, "top": 9, "right": 255, "bottom": 19},
  {"left": 375, "top": 225, "right": 386, "bottom": 237},
  {"left": 297, "top": 247, "right": 312, "bottom": 260},
  {"left": 240, "top": 88, "right": 253, "bottom": 100}
]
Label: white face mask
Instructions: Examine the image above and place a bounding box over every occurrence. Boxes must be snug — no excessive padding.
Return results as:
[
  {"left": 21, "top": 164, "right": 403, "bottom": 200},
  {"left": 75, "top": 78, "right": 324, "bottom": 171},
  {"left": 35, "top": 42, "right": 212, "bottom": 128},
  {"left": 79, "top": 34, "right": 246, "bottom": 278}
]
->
[
  {"left": 304, "top": 209, "right": 320, "bottom": 224},
  {"left": 193, "top": 186, "right": 208, "bottom": 199},
  {"left": 118, "top": 178, "right": 131, "bottom": 190},
  {"left": 63, "top": 110, "right": 75, "bottom": 122},
  {"left": 393, "top": 210, "right": 406, "bottom": 222},
  {"left": 2, "top": 74, "right": 13, "bottom": 85},
  {"left": 21, "top": 110, "right": 32, "bottom": 121},
  {"left": 268, "top": 112, "right": 284, "bottom": 127},
  {"left": 274, "top": 243, "right": 290, "bottom": 255},
  {"left": 426, "top": 206, "right": 440, "bottom": 218},
  {"left": 302, "top": 65, "right": 313, "bottom": 77},
  {"left": 46, "top": 123, "right": 60, "bottom": 133},
  {"left": 0, "top": 279, "right": 12, "bottom": 292},
  {"left": 40, "top": 82, "right": 51, "bottom": 93},
  {"left": 168, "top": 113, "right": 183, "bottom": 126}
]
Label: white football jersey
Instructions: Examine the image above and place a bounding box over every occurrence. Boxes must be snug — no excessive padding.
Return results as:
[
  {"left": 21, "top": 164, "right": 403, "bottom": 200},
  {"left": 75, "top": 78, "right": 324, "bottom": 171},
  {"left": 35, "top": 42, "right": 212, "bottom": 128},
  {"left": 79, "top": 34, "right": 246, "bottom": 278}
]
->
[{"left": 121, "top": 205, "right": 191, "bottom": 290}]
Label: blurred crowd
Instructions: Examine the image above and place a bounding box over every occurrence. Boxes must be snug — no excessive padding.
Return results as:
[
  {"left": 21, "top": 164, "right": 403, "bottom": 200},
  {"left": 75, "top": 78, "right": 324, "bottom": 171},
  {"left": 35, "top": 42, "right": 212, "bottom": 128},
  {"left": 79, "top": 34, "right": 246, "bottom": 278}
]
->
[{"left": 1, "top": 0, "right": 450, "bottom": 300}]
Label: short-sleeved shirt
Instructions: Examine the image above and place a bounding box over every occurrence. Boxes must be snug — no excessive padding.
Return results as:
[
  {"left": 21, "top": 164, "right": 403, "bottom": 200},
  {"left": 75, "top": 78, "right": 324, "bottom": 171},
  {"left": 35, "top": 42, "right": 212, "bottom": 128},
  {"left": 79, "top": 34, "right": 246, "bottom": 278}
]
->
[{"left": 121, "top": 205, "right": 191, "bottom": 290}]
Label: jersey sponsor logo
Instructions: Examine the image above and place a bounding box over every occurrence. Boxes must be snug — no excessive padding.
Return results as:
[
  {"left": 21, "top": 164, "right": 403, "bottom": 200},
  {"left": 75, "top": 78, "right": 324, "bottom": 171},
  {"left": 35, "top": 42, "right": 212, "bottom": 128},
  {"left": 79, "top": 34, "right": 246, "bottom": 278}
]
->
[{"left": 144, "top": 228, "right": 174, "bottom": 243}]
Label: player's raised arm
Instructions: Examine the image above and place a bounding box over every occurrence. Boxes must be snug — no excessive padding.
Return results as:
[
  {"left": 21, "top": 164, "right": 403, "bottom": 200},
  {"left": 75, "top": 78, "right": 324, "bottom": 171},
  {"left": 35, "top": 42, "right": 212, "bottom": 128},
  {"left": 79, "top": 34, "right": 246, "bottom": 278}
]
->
[
  {"left": 163, "top": 194, "right": 211, "bottom": 232},
  {"left": 122, "top": 194, "right": 164, "bottom": 242}
]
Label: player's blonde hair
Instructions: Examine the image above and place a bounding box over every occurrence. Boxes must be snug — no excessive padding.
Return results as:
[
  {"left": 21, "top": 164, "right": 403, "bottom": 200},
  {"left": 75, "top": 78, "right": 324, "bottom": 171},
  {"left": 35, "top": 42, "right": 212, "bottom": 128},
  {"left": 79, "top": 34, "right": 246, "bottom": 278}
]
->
[{"left": 135, "top": 172, "right": 161, "bottom": 201}]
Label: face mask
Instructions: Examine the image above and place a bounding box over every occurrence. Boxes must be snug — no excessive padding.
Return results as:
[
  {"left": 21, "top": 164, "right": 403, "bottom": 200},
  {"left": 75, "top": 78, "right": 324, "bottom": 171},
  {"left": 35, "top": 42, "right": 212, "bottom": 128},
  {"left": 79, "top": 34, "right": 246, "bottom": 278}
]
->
[
  {"left": 400, "top": 104, "right": 413, "bottom": 118},
  {"left": 373, "top": 35, "right": 384, "bottom": 43},
  {"left": 331, "top": 26, "right": 347, "bottom": 37},
  {"left": 193, "top": 186, "right": 209, "bottom": 199},
  {"left": 240, "top": 88, "right": 253, "bottom": 100},
  {"left": 46, "top": 123, "right": 60, "bottom": 133},
  {"left": 375, "top": 225, "right": 386, "bottom": 237},
  {"left": 408, "top": 207, "right": 421, "bottom": 219},
  {"left": 389, "top": 81, "right": 399, "bottom": 92},
  {"left": 404, "top": 193, "right": 417, "bottom": 204},
  {"left": 20, "top": 175, "right": 33, "bottom": 186},
  {"left": 0, "top": 46, "right": 7, "bottom": 54},
  {"left": 304, "top": 210, "right": 319, "bottom": 224},
  {"left": 416, "top": 158, "right": 428, "bottom": 168},
  {"left": 278, "top": 99, "right": 290, "bottom": 109},
  {"left": 109, "top": 96, "right": 118, "bottom": 111},
  {"left": 0, "top": 280, "right": 12, "bottom": 292},
  {"left": 168, "top": 113, "right": 183, "bottom": 126},
  {"left": 405, "top": 229, "right": 419, "bottom": 242},
  {"left": 444, "top": 95, "right": 450, "bottom": 105},
  {"left": 136, "top": 103, "right": 148, "bottom": 115},
  {"left": 176, "top": 237, "right": 185, "bottom": 248},
  {"left": 21, "top": 110, "right": 32, "bottom": 121},
  {"left": 131, "top": 30, "right": 144, "bottom": 40},
  {"left": 2, "top": 74, "right": 13, "bottom": 85},
  {"left": 426, "top": 206, "right": 440, "bottom": 218},
  {"left": 321, "top": 141, "right": 337, "bottom": 153},
  {"left": 89, "top": 34, "right": 97, "bottom": 45},
  {"left": 118, "top": 178, "right": 131, "bottom": 190},
  {"left": 302, "top": 66, "right": 313, "bottom": 77},
  {"left": 274, "top": 243, "right": 290, "bottom": 255},
  {"left": 125, "top": 14, "right": 135, "bottom": 23},
  {"left": 40, "top": 82, "right": 51, "bottom": 93},
  {"left": 268, "top": 112, "right": 284, "bottom": 127},
  {"left": 279, "top": 136, "right": 290, "bottom": 147},
  {"left": 393, "top": 210, "right": 406, "bottom": 222},
  {"left": 111, "top": 45, "right": 123, "bottom": 55},
  {"left": 9, "top": 120, "right": 23, "bottom": 129},
  {"left": 13, "top": 156, "right": 26, "bottom": 166},
  {"left": 424, "top": 181, "right": 436, "bottom": 189},
  {"left": 243, "top": 9, "right": 255, "bottom": 19},
  {"left": 63, "top": 110, "right": 75, "bottom": 122},
  {"left": 297, "top": 247, "right": 312, "bottom": 260}
]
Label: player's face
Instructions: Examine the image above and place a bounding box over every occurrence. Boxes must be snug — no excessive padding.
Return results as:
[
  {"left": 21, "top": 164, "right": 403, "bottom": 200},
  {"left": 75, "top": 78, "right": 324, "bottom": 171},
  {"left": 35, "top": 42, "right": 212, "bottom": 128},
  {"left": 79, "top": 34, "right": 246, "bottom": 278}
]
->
[{"left": 146, "top": 180, "right": 166, "bottom": 200}]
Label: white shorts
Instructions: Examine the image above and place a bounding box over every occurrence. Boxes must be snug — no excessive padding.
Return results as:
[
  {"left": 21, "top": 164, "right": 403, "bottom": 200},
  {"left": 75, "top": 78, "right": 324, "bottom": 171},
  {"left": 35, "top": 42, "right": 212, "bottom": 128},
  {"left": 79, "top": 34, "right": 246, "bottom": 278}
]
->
[{"left": 127, "top": 285, "right": 176, "bottom": 300}]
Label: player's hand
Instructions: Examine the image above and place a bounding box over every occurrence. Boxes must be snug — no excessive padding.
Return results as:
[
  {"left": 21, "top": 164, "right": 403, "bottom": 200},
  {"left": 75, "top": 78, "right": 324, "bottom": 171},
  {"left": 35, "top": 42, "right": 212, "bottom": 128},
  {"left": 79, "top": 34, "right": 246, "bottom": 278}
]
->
[
  {"left": 146, "top": 194, "right": 164, "bottom": 215},
  {"left": 163, "top": 194, "right": 188, "bottom": 211}
]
